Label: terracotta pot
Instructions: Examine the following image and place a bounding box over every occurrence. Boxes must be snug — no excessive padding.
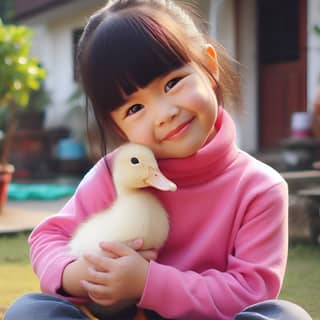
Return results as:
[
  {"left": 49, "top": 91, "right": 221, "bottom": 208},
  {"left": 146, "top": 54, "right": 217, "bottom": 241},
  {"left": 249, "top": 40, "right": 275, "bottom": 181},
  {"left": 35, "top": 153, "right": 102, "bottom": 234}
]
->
[{"left": 0, "top": 164, "right": 15, "bottom": 212}]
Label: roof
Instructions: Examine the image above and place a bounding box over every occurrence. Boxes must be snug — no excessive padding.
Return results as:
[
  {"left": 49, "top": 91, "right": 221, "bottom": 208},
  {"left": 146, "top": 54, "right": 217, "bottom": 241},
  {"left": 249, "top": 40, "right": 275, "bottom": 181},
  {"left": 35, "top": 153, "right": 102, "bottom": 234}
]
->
[{"left": 14, "top": 0, "right": 74, "bottom": 20}]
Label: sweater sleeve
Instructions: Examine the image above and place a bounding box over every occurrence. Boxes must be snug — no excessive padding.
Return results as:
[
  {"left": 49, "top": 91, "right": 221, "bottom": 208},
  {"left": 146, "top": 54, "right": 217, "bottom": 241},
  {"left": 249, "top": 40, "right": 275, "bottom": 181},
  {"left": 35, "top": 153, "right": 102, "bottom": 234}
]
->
[
  {"left": 29, "top": 158, "right": 116, "bottom": 302},
  {"left": 138, "top": 181, "right": 289, "bottom": 319}
]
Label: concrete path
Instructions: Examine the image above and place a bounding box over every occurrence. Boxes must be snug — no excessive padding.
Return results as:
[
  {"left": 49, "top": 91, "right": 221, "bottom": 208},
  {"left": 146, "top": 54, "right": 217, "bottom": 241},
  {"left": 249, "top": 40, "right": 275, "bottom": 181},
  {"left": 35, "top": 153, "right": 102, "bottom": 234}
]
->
[{"left": 0, "top": 197, "right": 69, "bottom": 234}]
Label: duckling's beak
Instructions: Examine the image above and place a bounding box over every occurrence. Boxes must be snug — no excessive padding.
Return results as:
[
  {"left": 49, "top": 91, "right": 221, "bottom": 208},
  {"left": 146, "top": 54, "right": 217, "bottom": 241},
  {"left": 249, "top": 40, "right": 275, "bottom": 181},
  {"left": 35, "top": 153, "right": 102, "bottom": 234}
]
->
[{"left": 145, "top": 167, "right": 177, "bottom": 192}]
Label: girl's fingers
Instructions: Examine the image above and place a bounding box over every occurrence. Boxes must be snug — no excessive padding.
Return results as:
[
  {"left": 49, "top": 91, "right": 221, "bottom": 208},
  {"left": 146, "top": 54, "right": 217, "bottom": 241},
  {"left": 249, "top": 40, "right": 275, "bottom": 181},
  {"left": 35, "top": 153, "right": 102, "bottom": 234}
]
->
[
  {"left": 99, "top": 240, "right": 157, "bottom": 261},
  {"left": 84, "top": 253, "right": 116, "bottom": 272},
  {"left": 99, "top": 241, "right": 136, "bottom": 257},
  {"left": 82, "top": 280, "right": 118, "bottom": 306},
  {"left": 86, "top": 267, "right": 109, "bottom": 284},
  {"left": 81, "top": 280, "right": 112, "bottom": 299}
]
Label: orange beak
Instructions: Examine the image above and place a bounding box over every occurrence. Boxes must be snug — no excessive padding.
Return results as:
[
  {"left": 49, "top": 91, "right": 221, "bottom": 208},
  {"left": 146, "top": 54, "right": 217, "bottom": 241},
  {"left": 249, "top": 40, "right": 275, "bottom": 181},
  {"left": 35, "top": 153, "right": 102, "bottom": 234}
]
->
[{"left": 145, "top": 167, "right": 177, "bottom": 191}]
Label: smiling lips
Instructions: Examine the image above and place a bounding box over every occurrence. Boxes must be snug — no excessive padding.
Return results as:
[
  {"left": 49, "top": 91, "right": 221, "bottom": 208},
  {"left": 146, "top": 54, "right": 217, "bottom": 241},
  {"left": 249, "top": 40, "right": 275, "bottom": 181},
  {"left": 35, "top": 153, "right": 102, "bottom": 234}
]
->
[{"left": 161, "top": 118, "right": 194, "bottom": 142}]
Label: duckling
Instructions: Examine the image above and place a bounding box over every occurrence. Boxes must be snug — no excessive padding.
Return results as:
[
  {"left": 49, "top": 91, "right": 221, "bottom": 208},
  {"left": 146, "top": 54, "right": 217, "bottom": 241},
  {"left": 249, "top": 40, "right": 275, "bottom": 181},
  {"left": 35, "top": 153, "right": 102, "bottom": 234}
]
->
[
  {"left": 69, "top": 143, "right": 176, "bottom": 320},
  {"left": 69, "top": 142, "right": 177, "bottom": 256}
]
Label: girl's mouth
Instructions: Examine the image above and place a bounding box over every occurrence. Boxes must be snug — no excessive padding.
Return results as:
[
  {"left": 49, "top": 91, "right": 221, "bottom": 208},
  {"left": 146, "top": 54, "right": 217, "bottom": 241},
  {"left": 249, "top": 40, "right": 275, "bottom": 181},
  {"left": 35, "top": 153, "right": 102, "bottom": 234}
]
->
[{"left": 161, "top": 118, "right": 194, "bottom": 141}]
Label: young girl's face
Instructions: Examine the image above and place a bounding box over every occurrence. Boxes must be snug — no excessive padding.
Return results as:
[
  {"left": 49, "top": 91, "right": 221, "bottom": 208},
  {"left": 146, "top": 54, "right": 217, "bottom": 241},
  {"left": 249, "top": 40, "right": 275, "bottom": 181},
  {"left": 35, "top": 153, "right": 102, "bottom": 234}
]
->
[{"left": 111, "top": 54, "right": 219, "bottom": 159}]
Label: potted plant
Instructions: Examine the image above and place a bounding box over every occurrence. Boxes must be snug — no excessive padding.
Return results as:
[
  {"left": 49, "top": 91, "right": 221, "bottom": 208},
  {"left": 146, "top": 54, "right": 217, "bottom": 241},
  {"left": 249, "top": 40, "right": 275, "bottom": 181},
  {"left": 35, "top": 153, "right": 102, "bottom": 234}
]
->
[{"left": 0, "top": 19, "right": 46, "bottom": 210}]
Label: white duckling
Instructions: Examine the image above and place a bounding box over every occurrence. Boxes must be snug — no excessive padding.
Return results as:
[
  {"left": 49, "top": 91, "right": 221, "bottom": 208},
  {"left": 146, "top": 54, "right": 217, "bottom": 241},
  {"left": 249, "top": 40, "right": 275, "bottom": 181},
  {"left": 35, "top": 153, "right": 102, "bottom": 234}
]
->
[{"left": 69, "top": 143, "right": 177, "bottom": 256}]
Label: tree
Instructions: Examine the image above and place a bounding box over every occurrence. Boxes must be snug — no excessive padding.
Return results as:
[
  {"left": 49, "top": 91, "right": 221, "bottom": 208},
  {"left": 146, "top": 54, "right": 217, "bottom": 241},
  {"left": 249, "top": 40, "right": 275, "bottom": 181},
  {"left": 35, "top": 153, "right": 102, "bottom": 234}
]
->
[{"left": 0, "top": 19, "right": 46, "bottom": 165}]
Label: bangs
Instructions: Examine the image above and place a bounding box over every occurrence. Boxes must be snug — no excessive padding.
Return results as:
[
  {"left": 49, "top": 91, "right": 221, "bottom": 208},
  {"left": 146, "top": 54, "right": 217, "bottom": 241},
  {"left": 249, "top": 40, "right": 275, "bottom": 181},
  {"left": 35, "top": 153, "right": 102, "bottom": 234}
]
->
[{"left": 81, "top": 10, "right": 190, "bottom": 112}]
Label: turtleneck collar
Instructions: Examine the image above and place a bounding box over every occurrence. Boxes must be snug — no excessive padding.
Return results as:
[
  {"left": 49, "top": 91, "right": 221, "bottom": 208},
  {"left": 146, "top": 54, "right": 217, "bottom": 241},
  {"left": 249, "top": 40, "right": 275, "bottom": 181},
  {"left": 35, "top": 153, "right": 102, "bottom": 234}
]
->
[{"left": 157, "top": 108, "right": 239, "bottom": 187}]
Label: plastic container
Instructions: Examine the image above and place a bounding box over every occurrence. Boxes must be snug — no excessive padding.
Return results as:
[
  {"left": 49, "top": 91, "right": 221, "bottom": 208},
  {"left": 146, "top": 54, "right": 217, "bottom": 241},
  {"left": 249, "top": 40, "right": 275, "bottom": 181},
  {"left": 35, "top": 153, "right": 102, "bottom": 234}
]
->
[
  {"left": 290, "top": 112, "right": 312, "bottom": 138},
  {"left": 56, "top": 138, "right": 86, "bottom": 160}
]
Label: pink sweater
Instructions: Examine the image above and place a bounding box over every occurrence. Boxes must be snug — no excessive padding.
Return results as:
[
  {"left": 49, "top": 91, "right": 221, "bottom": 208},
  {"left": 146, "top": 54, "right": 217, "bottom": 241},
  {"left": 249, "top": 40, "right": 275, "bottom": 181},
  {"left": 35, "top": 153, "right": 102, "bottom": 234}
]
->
[{"left": 29, "top": 109, "right": 288, "bottom": 320}]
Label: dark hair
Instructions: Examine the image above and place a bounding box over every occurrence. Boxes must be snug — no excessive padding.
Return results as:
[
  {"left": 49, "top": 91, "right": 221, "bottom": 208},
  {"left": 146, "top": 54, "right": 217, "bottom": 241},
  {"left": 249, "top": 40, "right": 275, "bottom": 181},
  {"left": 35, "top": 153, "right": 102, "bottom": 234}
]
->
[{"left": 77, "top": 0, "right": 242, "bottom": 156}]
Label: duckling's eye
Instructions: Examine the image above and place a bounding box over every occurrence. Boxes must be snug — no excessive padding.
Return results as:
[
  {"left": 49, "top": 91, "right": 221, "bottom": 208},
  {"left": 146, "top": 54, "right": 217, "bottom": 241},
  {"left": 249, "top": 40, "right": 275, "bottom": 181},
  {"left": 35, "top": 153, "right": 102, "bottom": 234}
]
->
[
  {"left": 164, "top": 77, "right": 182, "bottom": 93},
  {"left": 127, "top": 104, "right": 144, "bottom": 116},
  {"left": 130, "top": 157, "right": 140, "bottom": 165}
]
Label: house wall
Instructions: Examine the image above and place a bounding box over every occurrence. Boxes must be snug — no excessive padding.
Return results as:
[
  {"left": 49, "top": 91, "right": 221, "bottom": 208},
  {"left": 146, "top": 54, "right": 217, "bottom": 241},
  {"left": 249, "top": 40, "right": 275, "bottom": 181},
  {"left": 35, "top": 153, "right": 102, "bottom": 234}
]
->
[
  {"left": 234, "top": 0, "right": 258, "bottom": 152},
  {"left": 209, "top": 0, "right": 236, "bottom": 56},
  {"left": 209, "top": 0, "right": 258, "bottom": 151},
  {"left": 307, "top": 0, "right": 320, "bottom": 110}
]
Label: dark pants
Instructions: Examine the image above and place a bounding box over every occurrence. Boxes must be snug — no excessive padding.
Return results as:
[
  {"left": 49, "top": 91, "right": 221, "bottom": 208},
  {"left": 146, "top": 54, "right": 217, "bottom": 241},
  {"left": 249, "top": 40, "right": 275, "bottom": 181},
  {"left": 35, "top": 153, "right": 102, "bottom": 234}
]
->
[{"left": 4, "top": 293, "right": 312, "bottom": 320}]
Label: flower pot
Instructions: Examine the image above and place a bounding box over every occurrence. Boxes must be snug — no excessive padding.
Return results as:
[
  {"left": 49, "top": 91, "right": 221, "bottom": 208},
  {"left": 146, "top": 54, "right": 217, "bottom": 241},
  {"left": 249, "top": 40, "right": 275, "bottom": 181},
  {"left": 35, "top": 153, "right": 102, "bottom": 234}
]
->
[{"left": 0, "top": 164, "right": 14, "bottom": 212}]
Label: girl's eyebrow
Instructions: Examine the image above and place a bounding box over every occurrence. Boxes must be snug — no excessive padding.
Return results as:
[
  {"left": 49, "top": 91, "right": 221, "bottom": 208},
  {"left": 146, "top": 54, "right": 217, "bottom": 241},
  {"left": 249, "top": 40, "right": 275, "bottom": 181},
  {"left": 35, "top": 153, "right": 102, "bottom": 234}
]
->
[{"left": 162, "top": 64, "right": 191, "bottom": 79}]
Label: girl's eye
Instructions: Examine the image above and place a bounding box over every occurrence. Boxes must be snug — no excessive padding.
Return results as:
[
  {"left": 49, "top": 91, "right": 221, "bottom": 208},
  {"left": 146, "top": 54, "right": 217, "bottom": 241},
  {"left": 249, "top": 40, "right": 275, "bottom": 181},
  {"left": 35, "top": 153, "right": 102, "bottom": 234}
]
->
[
  {"left": 126, "top": 104, "right": 144, "bottom": 116},
  {"left": 164, "top": 77, "right": 182, "bottom": 93}
]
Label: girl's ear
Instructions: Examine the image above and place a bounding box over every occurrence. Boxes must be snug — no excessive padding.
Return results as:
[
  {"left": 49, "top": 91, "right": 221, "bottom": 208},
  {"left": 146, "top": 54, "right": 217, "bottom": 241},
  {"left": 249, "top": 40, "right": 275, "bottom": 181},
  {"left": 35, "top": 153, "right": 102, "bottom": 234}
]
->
[{"left": 204, "top": 44, "right": 219, "bottom": 80}]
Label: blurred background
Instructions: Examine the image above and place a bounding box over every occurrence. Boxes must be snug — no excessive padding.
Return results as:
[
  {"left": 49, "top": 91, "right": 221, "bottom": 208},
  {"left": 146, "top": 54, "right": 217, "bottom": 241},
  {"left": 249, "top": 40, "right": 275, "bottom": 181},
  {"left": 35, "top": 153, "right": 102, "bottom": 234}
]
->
[{"left": 0, "top": 0, "right": 320, "bottom": 179}]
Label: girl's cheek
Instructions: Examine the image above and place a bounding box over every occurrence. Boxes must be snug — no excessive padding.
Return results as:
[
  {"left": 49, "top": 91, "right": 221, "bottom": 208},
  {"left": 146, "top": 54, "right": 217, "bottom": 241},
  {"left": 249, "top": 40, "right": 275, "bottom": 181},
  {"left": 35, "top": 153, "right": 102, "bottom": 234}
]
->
[{"left": 128, "top": 129, "right": 153, "bottom": 145}]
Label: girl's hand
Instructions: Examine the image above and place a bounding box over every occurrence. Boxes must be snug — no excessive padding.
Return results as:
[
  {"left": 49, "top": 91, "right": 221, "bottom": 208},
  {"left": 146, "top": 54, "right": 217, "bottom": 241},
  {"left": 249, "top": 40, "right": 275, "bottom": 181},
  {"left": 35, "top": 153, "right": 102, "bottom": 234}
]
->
[
  {"left": 125, "top": 238, "right": 158, "bottom": 261},
  {"left": 81, "top": 241, "right": 150, "bottom": 306}
]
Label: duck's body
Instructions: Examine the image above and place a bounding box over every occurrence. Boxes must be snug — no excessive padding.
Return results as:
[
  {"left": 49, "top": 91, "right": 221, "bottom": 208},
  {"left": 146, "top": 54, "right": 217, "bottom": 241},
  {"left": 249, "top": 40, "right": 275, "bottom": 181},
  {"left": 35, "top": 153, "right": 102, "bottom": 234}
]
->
[
  {"left": 69, "top": 143, "right": 176, "bottom": 256},
  {"left": 70, "top": 190, "right": 170, "bottom": 255}
]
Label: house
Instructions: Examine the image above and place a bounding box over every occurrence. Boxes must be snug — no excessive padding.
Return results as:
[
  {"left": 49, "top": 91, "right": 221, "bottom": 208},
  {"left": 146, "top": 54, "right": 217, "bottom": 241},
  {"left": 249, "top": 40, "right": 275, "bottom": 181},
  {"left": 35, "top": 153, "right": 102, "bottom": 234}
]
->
[{"left": 13, "top": 0, "right": 320, "bottom": 154}]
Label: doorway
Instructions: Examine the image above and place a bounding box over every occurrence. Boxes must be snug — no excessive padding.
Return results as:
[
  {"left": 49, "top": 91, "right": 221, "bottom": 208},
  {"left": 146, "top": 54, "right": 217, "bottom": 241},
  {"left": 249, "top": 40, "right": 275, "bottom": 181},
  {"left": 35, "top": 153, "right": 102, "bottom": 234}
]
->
[{"left": 258, "top": 0, "right": 307, "bottom": 149}]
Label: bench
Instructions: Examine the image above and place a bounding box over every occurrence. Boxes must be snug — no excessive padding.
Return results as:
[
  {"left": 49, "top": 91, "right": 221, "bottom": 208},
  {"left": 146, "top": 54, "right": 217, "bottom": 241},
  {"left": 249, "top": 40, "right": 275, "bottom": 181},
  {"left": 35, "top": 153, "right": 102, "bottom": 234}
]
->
[
  {"left": 297, "top": 187, "right": 320, "bottom": 244},
  {"left": 281, "top": 170, "right": 320, "bottom": 192},
  {"left": 281, "top": 170, "right": 320, "bottom": 244}
]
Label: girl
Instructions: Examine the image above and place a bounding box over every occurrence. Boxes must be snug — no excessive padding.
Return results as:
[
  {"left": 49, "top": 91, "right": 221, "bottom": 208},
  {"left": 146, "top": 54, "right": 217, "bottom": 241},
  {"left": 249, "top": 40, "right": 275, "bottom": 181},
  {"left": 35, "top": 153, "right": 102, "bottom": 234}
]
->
[{"left": 5, "top": 0, "right": 312, "bottom": 319}]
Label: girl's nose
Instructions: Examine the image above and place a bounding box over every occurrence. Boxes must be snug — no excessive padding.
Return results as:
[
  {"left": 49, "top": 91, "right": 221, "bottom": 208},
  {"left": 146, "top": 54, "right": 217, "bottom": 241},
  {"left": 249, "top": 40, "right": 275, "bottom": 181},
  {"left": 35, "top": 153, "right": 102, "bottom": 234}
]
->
[{"left": 154, "top": 104, "right": 179, "bottom": 127}]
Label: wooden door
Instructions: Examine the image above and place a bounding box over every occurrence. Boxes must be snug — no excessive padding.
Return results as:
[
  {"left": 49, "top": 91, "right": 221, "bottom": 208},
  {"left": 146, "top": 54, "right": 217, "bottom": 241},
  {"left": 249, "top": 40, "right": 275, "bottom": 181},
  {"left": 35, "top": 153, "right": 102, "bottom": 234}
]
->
[{"left": 258, "top": 0, "right": 306, "bottom": 149}]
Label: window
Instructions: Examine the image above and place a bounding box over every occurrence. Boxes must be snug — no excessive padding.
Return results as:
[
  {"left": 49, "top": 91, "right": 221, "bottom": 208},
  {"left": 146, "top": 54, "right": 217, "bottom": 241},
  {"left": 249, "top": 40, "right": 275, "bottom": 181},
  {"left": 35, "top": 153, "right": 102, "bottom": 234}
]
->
[{"left": 258, "top": 0, "right": 300, "bottom": 64}]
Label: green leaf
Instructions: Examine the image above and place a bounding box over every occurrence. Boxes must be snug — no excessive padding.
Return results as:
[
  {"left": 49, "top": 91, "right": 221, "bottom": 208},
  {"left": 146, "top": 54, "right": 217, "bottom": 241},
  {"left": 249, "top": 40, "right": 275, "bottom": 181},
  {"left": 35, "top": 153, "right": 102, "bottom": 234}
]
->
[{"left": 0, "top": 21, "right": 46, "bottom": 109}]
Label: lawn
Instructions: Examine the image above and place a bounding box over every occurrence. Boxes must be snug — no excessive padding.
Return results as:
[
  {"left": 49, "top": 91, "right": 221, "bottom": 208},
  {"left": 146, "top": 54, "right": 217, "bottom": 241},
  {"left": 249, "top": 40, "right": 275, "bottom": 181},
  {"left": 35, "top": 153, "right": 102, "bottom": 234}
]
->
[
  {"left": 280, "top": 243, "right": 320, "bottom": 319},
  {"left": 0, "top": 233, "right": 319, "bottom": 319},
  {"left": 0, "top": 233, "right": 40, "bottom": 319}
]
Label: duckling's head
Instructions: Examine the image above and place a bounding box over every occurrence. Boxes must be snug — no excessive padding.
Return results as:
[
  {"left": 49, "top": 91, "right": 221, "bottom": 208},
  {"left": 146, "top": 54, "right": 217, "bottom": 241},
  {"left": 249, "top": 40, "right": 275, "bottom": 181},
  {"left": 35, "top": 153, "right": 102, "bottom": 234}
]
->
[{"left": 112, "top": 143, "right": 177, "bottom": 193}]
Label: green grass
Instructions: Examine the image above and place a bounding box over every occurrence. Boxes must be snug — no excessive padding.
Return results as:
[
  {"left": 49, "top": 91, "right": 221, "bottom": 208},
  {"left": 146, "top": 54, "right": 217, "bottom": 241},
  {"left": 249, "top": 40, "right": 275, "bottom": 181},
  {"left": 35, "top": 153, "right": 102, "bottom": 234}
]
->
[
  {"left": 280, "top": 243, "right": 320, "bottom": 320},
  {"left": 0, "top": 233, "right": 319, "bottom": 319},
  {"left": 0, "top": 233, "right": 39, "bottom": 319},
  {"left": 0, "top": 233, "right": 30, "bottom": 264}
]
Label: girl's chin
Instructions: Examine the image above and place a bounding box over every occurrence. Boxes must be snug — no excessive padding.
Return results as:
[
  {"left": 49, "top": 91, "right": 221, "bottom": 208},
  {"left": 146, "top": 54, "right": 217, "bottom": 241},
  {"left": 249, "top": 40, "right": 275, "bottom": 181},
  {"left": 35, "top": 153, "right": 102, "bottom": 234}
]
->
[{"left": 155, "top": 140, "right": 205, "bottom": 159}]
